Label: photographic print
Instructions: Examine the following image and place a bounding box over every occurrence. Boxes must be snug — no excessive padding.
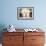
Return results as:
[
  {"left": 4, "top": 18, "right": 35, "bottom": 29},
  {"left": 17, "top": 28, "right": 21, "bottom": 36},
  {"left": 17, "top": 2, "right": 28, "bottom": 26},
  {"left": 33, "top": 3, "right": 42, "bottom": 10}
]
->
[{"left": 17, "top": 7, "right": 34, "bottom": 20}]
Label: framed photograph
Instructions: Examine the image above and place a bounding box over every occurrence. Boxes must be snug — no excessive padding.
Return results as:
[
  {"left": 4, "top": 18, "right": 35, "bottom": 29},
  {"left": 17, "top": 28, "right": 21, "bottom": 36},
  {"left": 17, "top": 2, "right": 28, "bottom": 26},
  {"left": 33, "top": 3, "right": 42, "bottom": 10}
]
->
[{"left": 17, "top": 7, "right": 34, "bottom": 20}]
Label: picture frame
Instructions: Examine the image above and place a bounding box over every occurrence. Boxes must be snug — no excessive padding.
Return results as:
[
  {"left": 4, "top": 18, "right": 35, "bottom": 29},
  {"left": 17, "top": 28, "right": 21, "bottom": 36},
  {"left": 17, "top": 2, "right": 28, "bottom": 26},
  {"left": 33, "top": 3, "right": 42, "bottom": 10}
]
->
[{"left": 17, "top": 7, "right": 34, "bottom": 20}]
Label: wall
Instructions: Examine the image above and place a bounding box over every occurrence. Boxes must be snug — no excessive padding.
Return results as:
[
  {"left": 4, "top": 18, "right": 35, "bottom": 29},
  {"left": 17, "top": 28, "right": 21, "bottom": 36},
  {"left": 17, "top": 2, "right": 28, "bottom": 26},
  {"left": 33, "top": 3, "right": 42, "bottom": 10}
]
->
[
  {"left": 0, "top": 0, "right": 46, "bottom": 30},
  {"left": 0, "top": 0, "right": 46, "bottom": 44}
]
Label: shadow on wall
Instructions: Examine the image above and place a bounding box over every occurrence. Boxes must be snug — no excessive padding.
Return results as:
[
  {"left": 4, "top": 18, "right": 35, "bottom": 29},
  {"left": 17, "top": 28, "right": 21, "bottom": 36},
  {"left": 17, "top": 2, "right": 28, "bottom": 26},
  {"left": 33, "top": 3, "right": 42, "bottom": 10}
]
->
[{"left": 0, "top": 24, "right": 7, "bottom": 43}]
